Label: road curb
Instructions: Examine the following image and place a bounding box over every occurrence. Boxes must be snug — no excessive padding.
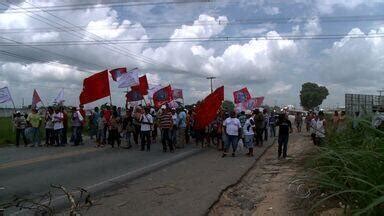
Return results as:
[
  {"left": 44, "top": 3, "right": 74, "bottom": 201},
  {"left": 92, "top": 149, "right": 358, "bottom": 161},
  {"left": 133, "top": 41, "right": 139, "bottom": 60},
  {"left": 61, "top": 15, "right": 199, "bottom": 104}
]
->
[{"left": 12, "top": 147, "right": 203, "bottom": 215}]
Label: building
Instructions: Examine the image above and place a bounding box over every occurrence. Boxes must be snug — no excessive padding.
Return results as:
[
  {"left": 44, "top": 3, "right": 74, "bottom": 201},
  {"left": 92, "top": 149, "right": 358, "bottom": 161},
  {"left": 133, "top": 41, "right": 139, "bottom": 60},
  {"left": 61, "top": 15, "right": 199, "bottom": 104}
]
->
[{"left": 345, "top": 94, "right": 384, "bottom": 115}]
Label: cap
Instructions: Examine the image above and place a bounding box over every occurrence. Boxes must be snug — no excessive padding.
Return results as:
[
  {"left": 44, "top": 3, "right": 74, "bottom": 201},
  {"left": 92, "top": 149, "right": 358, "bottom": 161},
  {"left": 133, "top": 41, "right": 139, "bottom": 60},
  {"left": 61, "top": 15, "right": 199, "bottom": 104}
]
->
[
  {"left": 245, "top": 110, "right": 252, "bottom": 115},
  {"left": 161, "top": 105, "right": 166, "bottom": 109}
]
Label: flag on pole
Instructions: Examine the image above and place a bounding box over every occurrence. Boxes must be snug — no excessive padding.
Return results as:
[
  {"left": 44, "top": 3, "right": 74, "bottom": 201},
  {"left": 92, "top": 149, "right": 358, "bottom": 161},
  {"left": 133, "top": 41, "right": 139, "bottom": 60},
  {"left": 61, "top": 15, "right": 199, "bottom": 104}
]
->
[
  {"left": 32, "top": 89, "right": 42, "bottom": 107},
  {"left": 126, "top": 90, "right": 144, "bottom": 102},
  {"left": 194, "top": 86, "right": 224, "bottom": 130},
  {"left": 147, "top": 84, "right": 163, "bottom": 99},
  {"left": 53, "top": 88, "right": 65, "bottom": 105},
  {"left": 79, "top": 70, "right": 111, "bottom": 105},
  {"left": 109, "top": 67, "right": 127, "bottom": 81},
  {"left": 233, "top": 87, "right": 251, "bottom": 104},
  {"left": 117, "top": 68, "right": 139, "bottom": 88},
  {"left": 0, "top": 87, "right": 13, "bottom": 104},
  {"left": 172, "top": 89, "right": 183, "bottom": 99},
  {"left": 153, "top": 85, "right": 173, "bottom": 108},
  {"left": 131, "top": 75, "right": 149, "bottom": 95}
]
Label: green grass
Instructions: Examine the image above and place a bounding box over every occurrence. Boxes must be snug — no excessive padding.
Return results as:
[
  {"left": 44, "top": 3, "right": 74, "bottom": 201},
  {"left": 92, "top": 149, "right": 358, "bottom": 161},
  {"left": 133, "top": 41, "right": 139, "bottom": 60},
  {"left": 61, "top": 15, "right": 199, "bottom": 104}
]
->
[
  {"left": 302, "top": 117, "right": 384, "bottom": 215},
  {"left": 0, "top": 117, "right": 15, "bottom": 145}
]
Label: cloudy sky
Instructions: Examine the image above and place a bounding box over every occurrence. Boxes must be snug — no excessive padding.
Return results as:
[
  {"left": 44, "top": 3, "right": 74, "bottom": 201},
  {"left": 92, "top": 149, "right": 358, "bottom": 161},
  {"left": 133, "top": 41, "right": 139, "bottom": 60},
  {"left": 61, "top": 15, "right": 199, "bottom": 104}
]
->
[{"left": 0, "top": 0, "right": 384, "bottom": 108}]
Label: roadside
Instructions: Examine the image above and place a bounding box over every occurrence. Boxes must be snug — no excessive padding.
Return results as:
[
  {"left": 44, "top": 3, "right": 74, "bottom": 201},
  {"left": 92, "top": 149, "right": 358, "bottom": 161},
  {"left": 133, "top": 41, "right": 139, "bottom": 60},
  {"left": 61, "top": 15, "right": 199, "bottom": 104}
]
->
[
  {"left": 209, "top": 132, "right": 315, "bottom": 216},
  {"left": 60, "top": 139, "right": 275, "bottom": 216}
]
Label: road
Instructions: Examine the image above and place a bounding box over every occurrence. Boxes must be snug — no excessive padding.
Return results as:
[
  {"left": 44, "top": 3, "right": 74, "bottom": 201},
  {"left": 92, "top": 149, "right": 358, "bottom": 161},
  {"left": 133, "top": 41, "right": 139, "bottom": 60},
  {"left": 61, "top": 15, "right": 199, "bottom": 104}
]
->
[{"left": 0, "top": 138, "right": 275, "bottom": 215}]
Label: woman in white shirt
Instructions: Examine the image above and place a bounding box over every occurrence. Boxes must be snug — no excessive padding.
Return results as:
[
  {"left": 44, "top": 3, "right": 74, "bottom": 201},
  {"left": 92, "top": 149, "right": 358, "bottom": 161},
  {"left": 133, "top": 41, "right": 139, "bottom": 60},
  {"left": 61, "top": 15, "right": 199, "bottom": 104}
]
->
[
  {"left": 222, "top": 111, "right": 242, "bottom": 157},
  {"left": 243, "top": 110, "right": 255, "bottom": 156}
]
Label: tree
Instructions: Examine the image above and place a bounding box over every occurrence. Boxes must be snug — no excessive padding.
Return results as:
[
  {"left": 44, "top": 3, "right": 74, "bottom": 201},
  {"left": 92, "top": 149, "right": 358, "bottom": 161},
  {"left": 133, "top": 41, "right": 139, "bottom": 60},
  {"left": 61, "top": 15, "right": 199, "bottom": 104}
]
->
[
  {"left": 300, "top": 82, "right": 329, "bottom": 110},
  {"left": 221, "top": 100, "right": 235, "bottom": 112}
]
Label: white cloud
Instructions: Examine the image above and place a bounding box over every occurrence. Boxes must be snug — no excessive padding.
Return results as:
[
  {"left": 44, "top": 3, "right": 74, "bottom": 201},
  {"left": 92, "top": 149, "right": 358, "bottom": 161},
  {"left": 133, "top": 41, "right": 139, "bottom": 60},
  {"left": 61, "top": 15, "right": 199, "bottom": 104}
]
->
[
  {"left": 264, "top": 6, "right": 280, "bottom": 15},
  {"left": 267, "top": 81, "right": 293, "bottom": 95}
]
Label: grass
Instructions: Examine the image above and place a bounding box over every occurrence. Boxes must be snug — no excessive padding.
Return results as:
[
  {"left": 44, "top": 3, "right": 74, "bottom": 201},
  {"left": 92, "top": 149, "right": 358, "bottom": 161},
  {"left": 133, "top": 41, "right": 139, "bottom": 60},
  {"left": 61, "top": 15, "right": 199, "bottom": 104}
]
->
[
  {"left": 0, "top": 117, "right": 15, "bottom": 145},
  {"left": 302, "top": 117, "right": 384, "bottom": 215}
]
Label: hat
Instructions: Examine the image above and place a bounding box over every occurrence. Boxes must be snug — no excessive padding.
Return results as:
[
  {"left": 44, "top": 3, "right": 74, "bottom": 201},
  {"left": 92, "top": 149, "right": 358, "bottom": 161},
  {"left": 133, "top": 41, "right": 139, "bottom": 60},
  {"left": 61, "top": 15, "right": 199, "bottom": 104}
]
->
[
  {"left": 161, "top": 105, "right": 166, "bottom": 109},
  {"left": 245, "top": 110, "right": 252, "bottom": 115}
]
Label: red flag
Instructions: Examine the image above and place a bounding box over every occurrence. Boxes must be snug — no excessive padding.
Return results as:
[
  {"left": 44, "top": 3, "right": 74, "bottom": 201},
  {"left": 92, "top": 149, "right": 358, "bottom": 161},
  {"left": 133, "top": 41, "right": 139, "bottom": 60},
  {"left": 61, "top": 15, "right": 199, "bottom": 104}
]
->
[
  {"left": 126, "top": 90, "right": 144, "bottom": 102},
  {"left": 194, "top": 86, "right": 224, "bottom": 130},
  {"left": 233, "top": 87, "right": 251, "bottom": 104},
  {"left": 79, "top": 70, "right": 110, "bottom": 105},
  {"left": 109, "top": 67, "right": 127, "bottom": 81},
  {"left": 131, "top": 75, "right": 149, "bottom": 95},
  {"left": 236, "top": 97, "right": 264, "bottom": 111},
  {"left": 153, "top": 85, "right": 173, "bottom": 108},
  {"left": 172, "top": 89, "right": 183, "bottom": 99},
  {"left": 32, "top": 89, "right": 42, "bottom": 107}
]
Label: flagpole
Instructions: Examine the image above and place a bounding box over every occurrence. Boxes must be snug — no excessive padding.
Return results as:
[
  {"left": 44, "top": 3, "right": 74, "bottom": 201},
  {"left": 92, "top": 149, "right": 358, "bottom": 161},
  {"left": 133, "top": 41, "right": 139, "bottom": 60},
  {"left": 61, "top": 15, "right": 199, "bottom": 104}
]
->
[
  {"left": 109, "top": 95, "right": 113, "bottom": 106},
  {"left": 11, "top": 98, "right": 16, "bottom": 111}
]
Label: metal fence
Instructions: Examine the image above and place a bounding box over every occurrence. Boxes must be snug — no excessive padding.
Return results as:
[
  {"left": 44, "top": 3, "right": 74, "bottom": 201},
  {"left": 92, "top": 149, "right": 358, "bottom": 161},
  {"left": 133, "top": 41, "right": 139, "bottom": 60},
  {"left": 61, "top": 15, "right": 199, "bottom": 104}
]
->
[{"left": 345, "top": 94, "right": 384, "bottom": 115}]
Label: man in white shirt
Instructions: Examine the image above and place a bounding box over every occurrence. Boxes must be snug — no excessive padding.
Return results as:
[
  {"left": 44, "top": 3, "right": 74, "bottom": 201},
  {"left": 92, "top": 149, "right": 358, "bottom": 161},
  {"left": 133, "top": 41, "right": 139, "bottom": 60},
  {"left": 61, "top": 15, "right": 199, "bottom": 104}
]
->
[
  {"left": 53, "top": 107, "right": 64, "bottom": 146},
  {"left": 140, "top": 107, "right": 153, "bottom": 151},
  {"left": 223, "top": 111, "right": 242, "bottom": 157},
  {"left": 243, "top": 110, "right": 255, "bottom": 156}
]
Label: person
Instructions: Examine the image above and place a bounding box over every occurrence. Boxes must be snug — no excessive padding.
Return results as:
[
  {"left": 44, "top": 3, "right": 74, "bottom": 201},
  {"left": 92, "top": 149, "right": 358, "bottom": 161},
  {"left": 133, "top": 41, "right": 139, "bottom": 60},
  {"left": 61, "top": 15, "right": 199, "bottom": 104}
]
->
[
  {"left": 269, "top": 112, "right": 276, "bottom": 137},
  {"left": 332, "top": 111, "right": 340, "bottom": 130},
  {"left": 263, "top": 109, "right": 269, "bottom": 141},
  {"left": 96, "top": 111, "right": 106, "bottom": 147},
  {"left": 211, "top": 112, "right": 223, "bottom": 150},
  {"left": 158, "top": 106, "right": 174, "bottom": 152},
  {"left": 53, "top": 107, "right": 64, "bottom": 146},
  {"left": 61, "top": 107, "right": 68, "bottom": 145},
  {"left": 122, "top": 109, "right": 134, "bottom": 149},
  {"left": 310, "top": 112, "right": 318, "bottom": 145},
  {"left": 101, "top": 106, "right": 112, "bottom": 145},
  {"left": 185, "top": 110, "right": 192, "bottom": 145},
  {"left": 26, "top": 108, "right": 42, "bottom": 147},
  {"left": 243, "top": 110, "right": 255, "bottom": 156},
  {"left": 253, "top": 109, "right": 264, "bottom": 146},
  {"left": 71, "top": 107, "right": 83, "bottom": 146},
  {"left": 295, "top": 112, "right": 303, "bottom": 132},
  {"left": 315, "top": 111, "right": 326, "bottom": 145},
  {"left": 132, "top": 107, "right": 142, "bottom": 146},
  {"left": 140, "top": 107, "right": 153, "bottom": 151},
  {"left": 150, "top": 107, "right": 158, "bottom": 142},
  {"left": 177, "top": 108, "right": 187, "bottom": 148},
  {"left": 89, "top": 107, "right": 100, "bottom": 140},
  {"left": 13, "top": 111, "right": 28, "bottom": 147},
  {"left": 44, "top": 107, "right": 54, "bottom": 146},
  {"left": 171, "top": 108, "right": 179, "bottom": 148},
  {"left": 238, "top": 111, "right": 246, "bottom": 128},
  {"left": 108, "top": 112, "right": 121, "bottom": 148},
  {"left": 222, "top": 111, "right": 241, "bottom": 157},
  {"left": 78, "top": 105, "right": 86, "bottom": 145},
  {"left": 338, "top": 111, "right": 347, "bottom": 131},
  {"left": 276, "top": 113, "right": 293, "bottom": 159},
  {"left": 305, "top": 113, "right": 312, "bottom": 132}
]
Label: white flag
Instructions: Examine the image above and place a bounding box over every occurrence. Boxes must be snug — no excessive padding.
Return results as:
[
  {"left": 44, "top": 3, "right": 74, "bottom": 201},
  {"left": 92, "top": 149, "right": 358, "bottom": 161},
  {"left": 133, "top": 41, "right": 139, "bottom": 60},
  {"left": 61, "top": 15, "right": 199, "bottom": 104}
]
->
[
  {"left": 0, "top": 87, "right": 13, "bottom": 104},
  {"left": 118, "top": 68, "right": 139, "bottom": 88},
  {"left": 53, "top": 88, "right": 65, "bottom": 104}
]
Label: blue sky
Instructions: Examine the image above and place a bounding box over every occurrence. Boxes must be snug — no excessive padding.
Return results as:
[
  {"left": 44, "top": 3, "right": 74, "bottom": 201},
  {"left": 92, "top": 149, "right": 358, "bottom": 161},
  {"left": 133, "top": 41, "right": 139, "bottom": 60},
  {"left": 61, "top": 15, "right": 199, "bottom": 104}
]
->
[{"left": 0, "top": 0, "right": 384, "bottom": 109}]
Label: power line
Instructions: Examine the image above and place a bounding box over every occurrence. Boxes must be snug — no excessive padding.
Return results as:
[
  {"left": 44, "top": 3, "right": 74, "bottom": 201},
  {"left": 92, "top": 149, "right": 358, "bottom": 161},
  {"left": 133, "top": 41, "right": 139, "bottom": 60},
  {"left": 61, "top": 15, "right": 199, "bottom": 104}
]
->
[
  {"left": 1, "top": 14, "right": 384, "bottom": 34},
  {"left": 1, "top": 0, "right": 214, "bottom": 13},
  {"left": 0, "top": 33, "right": 382, "bottom": 46}
]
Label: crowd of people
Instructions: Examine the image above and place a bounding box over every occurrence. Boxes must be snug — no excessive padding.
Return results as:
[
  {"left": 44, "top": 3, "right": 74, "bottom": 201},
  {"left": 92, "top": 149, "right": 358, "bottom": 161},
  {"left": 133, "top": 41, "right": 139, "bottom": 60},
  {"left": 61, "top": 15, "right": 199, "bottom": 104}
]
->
[{"left": 12, "top": 103, "right": 340, "bottom": 159}]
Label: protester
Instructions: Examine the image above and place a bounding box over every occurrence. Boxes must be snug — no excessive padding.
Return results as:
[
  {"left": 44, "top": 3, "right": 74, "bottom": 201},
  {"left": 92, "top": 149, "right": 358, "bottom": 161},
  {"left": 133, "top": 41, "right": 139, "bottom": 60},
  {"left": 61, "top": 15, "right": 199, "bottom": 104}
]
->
[
  {"left": 53, "top": 107, "right": 64, "bottom": 146},
  {"left": 140, "top": 107, "right": 153, "bottom": 151},
  {"left": 269, "top": 111, "right": 276, "bottom": 137},
  {"left": 78, "top": 105, "right": 86, "bottom": 145},
  {"left": 89, "top": 107, "right": 100, "bottom": 140},
  {"left": 171, "top": 108, "right": 178, "bottom": 148},
  {"left": 150, "top": 107, "right": 158, "bottom": 142},
  {"left": 243, "top": 110, "right": 255, "bottom": 156},
  {"left": 96, "top": 111, "right": 106, "bottom": 147},
  {"left": 26, "top": 108, "right": 42, "bottom": 147},
  {"left": 44, "top": 107, "right": 54, "bottom": 146},
  {"left": 295, "top": 112, "right": 303, "bottom": 132},
  {"left": 177, "top": 108, "right": 187, "bottom": 148},
  {"left": 122, "top": 109, "right": 134, "bottom": 149},
  {"left": 305, "top": 112, "right": 312, "bottom": 132},
  {"left": 238, "top": 111, "right": 246, "bottom": 128},
  {"left": 158, "top": 106, "right": 174, "bottom": 152},
  {"left": 61, "top": 107, "right": 68, "bottom": 145},
  {"left": 71, "top": 107, "right": 83, "bottom": 146},
  {"left": 253, "top": 109, "right": 264, "bottom": 147},
  {"left": 132, "top": 106, "right": 142, "bottom": 146},
  {"left": 211, "top": 112, "right": 223, "bottom": 150},
  {"left": 108, "top": 112, "right": 121, "bottom": 148},
  {"left": 310, "top": 112, "right": 318, "bottom": 145},
  {"left": 185, "top": 110, "right": 192, "bottom": 145},
  {"left": 222, "top": 111, "right": 242, "bottom": 157},
  {"left": 276, "top": 113, "right": 293, "bottom": 159},
  {"left": 263, "top": 109, "right": 269, "bottom": 141},
  {"left": 315, "top": 111, "right": 326, "bottom": 145},
  {"left": 13, "top": 111, "right": 28, "bottom": 147}
]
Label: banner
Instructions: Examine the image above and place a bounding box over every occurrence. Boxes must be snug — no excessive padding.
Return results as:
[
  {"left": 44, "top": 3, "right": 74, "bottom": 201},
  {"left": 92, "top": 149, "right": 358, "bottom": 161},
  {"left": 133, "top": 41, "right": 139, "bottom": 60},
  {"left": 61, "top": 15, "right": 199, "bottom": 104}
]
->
[
  {"left": 236, "top": 97, "right": 265, "bottom": 111},
  {"left": 131, "top": 75, "right": 149, "bottom": 95},
  {"left": 194, "top": 86, "right": 224, "bottom": 130},
  {"left": 233, "top": 87, "right": 251, "bottom": 104},
  {"left": 117, "top": 68, "right": 139, "bottom": 88},
  {"left": 53, "top": 88, "right": 65, "bottom": 105},
  {"left": 153, "top": 85, "right": 173, "bottom": 108},
  {"left": 0, "top": 87, "right": 13, "bottom": 104},
  {"left": 126, "top": 90, "right": 144, "bottom": 102},
  {"left": 109, "top": 67, "right": 127, "bottom": 81},
  {"left": 172, "top": 89, "right": 183, "bottom": 99},
  {"left": 148, "top": 84, "right": 163, "bottom": 99},
  {"left": 79, "top": 70, "right": 111, "bottom": 105}
]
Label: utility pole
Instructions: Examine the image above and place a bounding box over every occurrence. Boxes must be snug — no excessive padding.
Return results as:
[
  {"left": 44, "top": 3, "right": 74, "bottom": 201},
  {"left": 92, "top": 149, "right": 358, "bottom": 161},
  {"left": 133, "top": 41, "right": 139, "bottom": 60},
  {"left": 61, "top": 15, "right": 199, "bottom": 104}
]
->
[{"left": 206, "top": 76, "right": 216, "bottom": 93}]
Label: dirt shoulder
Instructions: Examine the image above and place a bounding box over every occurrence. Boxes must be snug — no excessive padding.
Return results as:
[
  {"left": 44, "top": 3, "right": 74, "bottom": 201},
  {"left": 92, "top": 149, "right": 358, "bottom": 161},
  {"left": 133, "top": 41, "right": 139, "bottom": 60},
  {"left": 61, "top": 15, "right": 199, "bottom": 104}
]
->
[{"left": 209, "top": 132, "right": 316, "bottom": 216}]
